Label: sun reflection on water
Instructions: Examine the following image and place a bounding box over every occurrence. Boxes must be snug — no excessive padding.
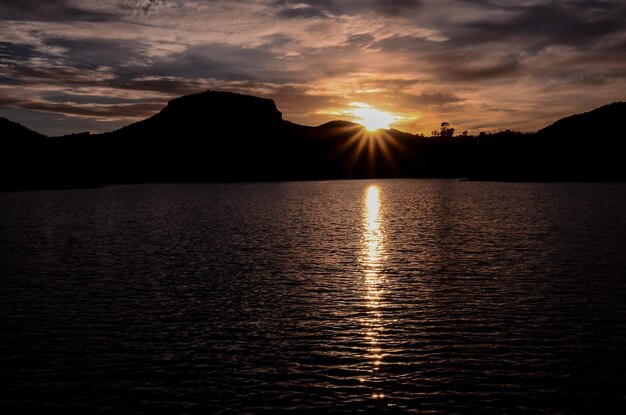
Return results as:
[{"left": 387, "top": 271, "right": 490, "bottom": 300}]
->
[{"left": 360, "top": 184, "right": 387, "bottom": 400}]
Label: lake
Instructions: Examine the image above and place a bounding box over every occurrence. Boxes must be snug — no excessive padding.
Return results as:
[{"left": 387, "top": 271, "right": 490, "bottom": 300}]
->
[{"left": 1, "top": 179, "right": 626, "bottom": 413}]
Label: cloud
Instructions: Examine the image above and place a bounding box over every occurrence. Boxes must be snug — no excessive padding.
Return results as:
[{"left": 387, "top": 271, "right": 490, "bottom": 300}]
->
[
  {"left": 0, "top": 0, "right": 625, "bottom": 135},
  {"left": 458, "top": 0, "right": 626, "bottom": 47},
  {"left": 20, "top": 100, "right": 163, "bottom": 119},
  {"left": 375, "top": 0, "right": 423, "bottom": 16},
  {"left": 433, "top": 52, "right": 521, "bottom": 82},
  {"left": 275, "top": 0, "right": 423, "bottom": 18},
  {"left": 405, "top": 91, "right": 464, "bottom": 106},
  {"left": 0, "top": 0, "right": 115, "bottom": 22}
]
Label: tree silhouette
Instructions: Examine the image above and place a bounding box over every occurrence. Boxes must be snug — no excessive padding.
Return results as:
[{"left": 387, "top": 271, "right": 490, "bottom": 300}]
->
[
  {"left": 431, "top": 122, "right": 455, "bottom": 137},
  {"left": 440, "top": 122, "right": 455, "bottom": 138}
]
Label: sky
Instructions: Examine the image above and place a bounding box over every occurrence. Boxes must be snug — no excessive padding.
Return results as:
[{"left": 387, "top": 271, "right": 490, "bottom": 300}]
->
[{"left": 1, "top": 0, "right": 625, "bottom": 136}]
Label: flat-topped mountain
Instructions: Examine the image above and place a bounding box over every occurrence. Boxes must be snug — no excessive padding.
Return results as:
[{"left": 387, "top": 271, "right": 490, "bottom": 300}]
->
[
  {"left": 1, "top": 91, "right": 625, "bottom": 190},
  {"left": 110, "top": 91, "right": 284, "bottom": 141}
]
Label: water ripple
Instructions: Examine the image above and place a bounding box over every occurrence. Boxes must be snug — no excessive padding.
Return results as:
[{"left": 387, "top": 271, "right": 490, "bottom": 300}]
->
[{"left": 1, "top": 180, "right": 626, "bottom": 413}]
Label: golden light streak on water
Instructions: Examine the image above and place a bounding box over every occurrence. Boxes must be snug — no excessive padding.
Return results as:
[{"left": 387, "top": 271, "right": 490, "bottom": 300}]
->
[{"left": 360, "top": 184, "right": 387, "bottom": 401}]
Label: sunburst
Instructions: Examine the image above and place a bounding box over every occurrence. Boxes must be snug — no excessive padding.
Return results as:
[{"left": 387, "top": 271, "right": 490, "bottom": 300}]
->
[{"left": 330, "top": 122, "right": 408, "bottom": 177}]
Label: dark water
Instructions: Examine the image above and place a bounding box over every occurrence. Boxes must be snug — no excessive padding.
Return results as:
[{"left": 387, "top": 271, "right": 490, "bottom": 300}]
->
[{"left": 1, "top": 180, "right": 626, "bottom": 414}]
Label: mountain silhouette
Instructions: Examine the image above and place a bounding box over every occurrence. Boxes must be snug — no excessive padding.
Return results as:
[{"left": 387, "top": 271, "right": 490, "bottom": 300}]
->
[
  {"left": 112, "top": 91, "right": 284, "bottom": 138},
  {"left": 539, "top": 102, "right": 626, "bottom": 138},
  {"left": 529, "top": 102, "right": 626, "bottom": 181},
  {"left": 0, "top": 117, "right": 100, "bottom": 190},
  {"left": 1, "top": 117, "right": 45, "bottom": 141},
  {"left": 95, "top": 91, "right": 290, "bottom": 183},
  {"left": 1, "top": 91, "right": 625, "bottom": 190}
]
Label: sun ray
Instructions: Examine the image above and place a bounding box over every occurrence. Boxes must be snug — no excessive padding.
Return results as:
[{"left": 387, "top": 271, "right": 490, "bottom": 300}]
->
[{"left": 326, "top": 107, "right": 409, "bottom": 177}]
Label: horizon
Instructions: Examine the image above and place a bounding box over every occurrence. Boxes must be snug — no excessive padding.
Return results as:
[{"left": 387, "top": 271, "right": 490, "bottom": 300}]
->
[
  {"left": 4, "top": 89, "right": 625, "bottom": 138},
  {"left": 1, "top": 1, "right": 626, "bottom": 136}
]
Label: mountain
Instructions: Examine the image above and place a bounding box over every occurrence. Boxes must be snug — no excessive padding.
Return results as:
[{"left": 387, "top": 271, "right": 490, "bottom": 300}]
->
[
  {"left": 0, "top": 117, "right": 45, "bottom": 141},
  {"left": 0, "top": 122, "right": 100, "bottom": 191},
  {"left": 96, "top": 91, "right": 290, "bottom": 183},
  {"left": 527, "top": 102, "right": 626, "bottom": 181},
  {"left": 539, "top": 102, "right": 626, "bottom": 138},
  {"left": 111, "top": 91, "right": 284, "bottom": 138},
  {"left": 1, "top": 91, "right": 625, "bottom": 190},
  {"left": 1, "top": 117, "right": 96, "bottom": 190}
]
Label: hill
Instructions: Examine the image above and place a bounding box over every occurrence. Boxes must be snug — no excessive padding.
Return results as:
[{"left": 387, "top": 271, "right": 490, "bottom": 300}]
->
[
  {"left": 0, "top": 117, "right": 98, "bottom": 190},
  {"left": 0, "top": 117, "right": 45, "bottom": 141},
  {"left": 539, "top": 102, "right": 626, "bottom": 138}
]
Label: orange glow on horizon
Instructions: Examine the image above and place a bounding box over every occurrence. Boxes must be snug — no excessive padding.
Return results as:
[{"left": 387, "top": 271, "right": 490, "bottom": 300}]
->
[{"left": 349, "top": 103, "right": 398, "bottom": 131}]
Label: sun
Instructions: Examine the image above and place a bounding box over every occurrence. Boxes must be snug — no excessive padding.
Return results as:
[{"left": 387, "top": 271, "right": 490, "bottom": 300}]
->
[{"left": 349, "top": 103, "right": 397, "bottom": 131}]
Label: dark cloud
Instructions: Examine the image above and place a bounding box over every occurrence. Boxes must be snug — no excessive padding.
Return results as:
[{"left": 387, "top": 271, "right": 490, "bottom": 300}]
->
[
  {"left": 39, "top": 92, "right": 141, "bottom": 105},
  {"left": 0, "top": 91, "right": 162, "bottom": 118},
  {"left": 147, "top": 44, "right": 281, "bottom": 81},
  {"left": 357, "top": 78, "right": 427, "bottom": 90},
  {"left": 0, "top": 95, "right": 24, "bottom": 107},
  {"left": 0, "top": 0, "right": 113, "bottom": 22},
  {"left": 19, "top": 100, "right": 163, "bottom": 118},
  {"left": 439, "top": 59, "right": 521, "bottom": 82},
  {"left": 371, "top": 34, "right": 441, "bottom": 53},
  {"left": 0, "top": 39, "right": 288, "bottom": 93},
  {"left": 537, "top": 68, "right": 626, "bottom": 87},
  {"left": 375, "top": 0, "right": 423, "bottom": 16},
  {"left": 277, "top": 6, "right": 330, "bottom": 19},
  {"left": 145, "top": 42, "right": 361, "bottom": 85},
  {"left": 140, "top": 0, "right": 159, "bottom": 15},
  {"left": 345, "top": 34, "right": 376, "bottom": 48},
  {"left": 456, "top": 0, "right": 626, "bottom": 47},
  {"left": 43, "top": 37, "right": 149, "bottom": 69},
  {"left": 275, "top": 0, "right": 422, "bottom": 18},
  {"left": 0, "top": 60, "right": 115, "bottom": 87},
  {"left": 404, "top": 91, "right": 464, "bottom": 106},
  {"left": 257, "top": 34, "right": 298, "bottom": 51},
  {"left": 115, "top": 78, "right": 212, "bottom": 96},
  {"left": 427, "top": 50, "right": 521, "bottom": 82},
  {"left": 0, "top": 42, "right": 42, "bottom": 62}
]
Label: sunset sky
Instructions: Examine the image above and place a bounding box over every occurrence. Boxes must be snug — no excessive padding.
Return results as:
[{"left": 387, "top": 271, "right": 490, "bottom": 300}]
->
[{"left": 1, "top": 0, "right": 625, "bottom": 136}]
